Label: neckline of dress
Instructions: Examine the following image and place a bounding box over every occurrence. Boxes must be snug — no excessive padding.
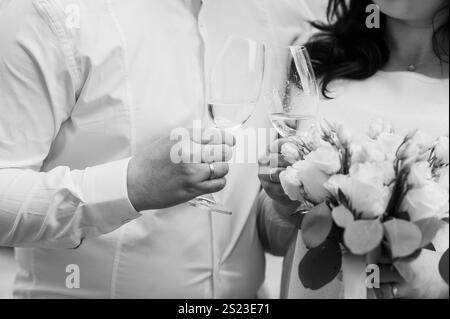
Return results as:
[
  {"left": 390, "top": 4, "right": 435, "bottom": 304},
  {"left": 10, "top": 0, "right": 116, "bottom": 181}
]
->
[{"left": 377, "top": 70, "right": 449, "bottom": 84}]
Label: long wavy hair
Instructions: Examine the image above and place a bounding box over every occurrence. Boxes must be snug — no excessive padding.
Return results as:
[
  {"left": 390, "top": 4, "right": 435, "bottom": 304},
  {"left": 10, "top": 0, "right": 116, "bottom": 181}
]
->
[{"left": 305, "top": 0, "right": 449, "bottom": 98}]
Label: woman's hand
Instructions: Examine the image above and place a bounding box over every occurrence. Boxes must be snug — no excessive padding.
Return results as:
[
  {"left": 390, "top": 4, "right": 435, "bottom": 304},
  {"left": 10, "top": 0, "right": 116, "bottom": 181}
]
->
[
  {"left": 374, "top": 249, "right": 449, "bottom": 299},
  {"left": 258, "top": 139, "right": 301, "bottom": 220}
]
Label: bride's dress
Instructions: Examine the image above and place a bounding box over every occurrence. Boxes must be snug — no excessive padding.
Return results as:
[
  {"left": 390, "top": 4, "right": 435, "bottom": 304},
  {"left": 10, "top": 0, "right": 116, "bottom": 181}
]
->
[{"left": 282, "top": 71, "right": 449, "bottom": 299}]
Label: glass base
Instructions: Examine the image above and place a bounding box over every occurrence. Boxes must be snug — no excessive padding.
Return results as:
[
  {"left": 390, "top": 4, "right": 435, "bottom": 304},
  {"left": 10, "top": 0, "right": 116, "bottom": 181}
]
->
[{"left": 188, "top": 195, "right": 233, "bottom": 215}]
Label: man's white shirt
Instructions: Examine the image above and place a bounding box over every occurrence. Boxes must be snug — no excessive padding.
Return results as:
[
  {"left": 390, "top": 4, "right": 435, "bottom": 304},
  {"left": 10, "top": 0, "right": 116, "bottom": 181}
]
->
[{"left": 0, "top": 0, "right": 317, "bottom": 298}]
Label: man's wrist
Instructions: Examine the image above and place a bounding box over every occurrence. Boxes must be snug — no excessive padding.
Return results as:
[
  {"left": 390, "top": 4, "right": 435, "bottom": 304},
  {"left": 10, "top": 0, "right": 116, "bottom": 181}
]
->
[{"left": 126, "top": 156, "right": 146, "bottom": 213}]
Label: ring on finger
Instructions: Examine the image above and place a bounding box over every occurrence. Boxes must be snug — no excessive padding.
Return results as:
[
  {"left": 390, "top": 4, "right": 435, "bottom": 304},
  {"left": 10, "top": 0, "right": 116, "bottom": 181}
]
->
[
  {"left": 391, "top": 284, "right": 399, "bottom": 298},
  {"left": 208, "top": 163, "right": 215, "bottom": 180},
  {"left": 269, "top": 168, "right": 277, "bottom": 183}
]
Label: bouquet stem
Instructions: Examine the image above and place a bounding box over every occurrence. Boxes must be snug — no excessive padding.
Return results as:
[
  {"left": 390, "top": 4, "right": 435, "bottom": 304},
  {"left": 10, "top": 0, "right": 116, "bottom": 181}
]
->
[{"left": 342, "top": 253, "right": 367, "bottom": 299}]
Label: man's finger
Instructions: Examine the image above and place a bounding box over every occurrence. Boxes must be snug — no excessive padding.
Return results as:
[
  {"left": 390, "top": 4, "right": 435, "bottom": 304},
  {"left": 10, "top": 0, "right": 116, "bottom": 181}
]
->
[
  {"left": 201, "top": 144, "right": 233, "bottom": 163},
  {"left": 197, "top": 178, "right": 227, "bottom": 194},
  {"left": 192, "top": 128, "right": 236, "bottom": 147},
  {"left": 196, "top": 162, "right": 230, "bottom": 181}
]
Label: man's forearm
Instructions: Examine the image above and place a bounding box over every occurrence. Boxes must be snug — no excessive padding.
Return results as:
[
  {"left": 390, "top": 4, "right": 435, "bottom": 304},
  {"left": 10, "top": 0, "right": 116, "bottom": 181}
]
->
[{"left": 0, "top": 159, "right": 140, "bottom": 249}]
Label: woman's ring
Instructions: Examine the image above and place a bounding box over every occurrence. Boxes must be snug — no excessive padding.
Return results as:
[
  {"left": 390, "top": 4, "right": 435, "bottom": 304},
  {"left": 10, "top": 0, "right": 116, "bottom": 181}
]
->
[
  {"left": 269, "top": 168, "right": 276, "bottom": 183},
  {"left": 391, "top": 284, "right": 399, "bottom": 298}
]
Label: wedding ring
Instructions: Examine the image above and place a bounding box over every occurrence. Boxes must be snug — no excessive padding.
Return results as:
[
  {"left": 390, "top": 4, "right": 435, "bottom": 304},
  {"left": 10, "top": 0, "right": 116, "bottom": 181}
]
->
[
  {"left": 269, "top": 168, "right": 276, "bottom": 183},
  {"left": 391, "top": 285, "right": 399, "bottom": 298},
  {"left": 208, "top": 163, "right": 215, "bottom": 180}
]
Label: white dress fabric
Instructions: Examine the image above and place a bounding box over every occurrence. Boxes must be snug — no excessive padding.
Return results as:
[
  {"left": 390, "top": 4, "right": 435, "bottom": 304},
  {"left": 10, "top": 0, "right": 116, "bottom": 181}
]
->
[{"left": 284, "top": 71, "right": 450, "bottom": 299}]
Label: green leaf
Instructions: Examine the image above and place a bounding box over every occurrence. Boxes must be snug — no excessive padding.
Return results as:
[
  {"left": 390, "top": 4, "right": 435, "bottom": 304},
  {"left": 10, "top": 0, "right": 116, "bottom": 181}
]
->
[
  {"left": 298, "top": 239, "right": 342, "bottom": 290},
  {"left": 301, "top": 202, "right": 333, "bottom": 248},
  {"left": 384, "top": 219, "right": 422, "bottom": 258},
  {"left": 414, "top": 218, "right": 443, "bottom": 248},
  {"left": 332, "top": 205, "right": 354, "bottom": 228},
  {"left": 344, "top": 220, "right": 383, "bottom": 255},
  {"left": 439, "top": 249, "right": 449, "bottom": 285}
]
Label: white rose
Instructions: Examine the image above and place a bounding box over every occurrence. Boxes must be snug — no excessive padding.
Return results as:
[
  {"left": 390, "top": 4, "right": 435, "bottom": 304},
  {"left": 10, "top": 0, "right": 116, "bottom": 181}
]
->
[
  {"left": 281, "top": 142, "right": 301, "bottom": 165},
  {"left": 349, "top": 162, "right": 385, "bottom": 185},
  {"left": 351, "top": 140, "right": 385, "bottom": 164},
  {"left": 407, "top": 161, "right": 433, "bottom": 188},
  {"left": 336, "top": 124, "right": 352, "bottom": 147},
  {"left": 320, "top": 119, "right": 334, "bottom": 136},
  {"left": 291, "top": 160, "right": 331, "bottom": 203},
  {"left": 375, "top": 161, "right": 396, "bottom": 185},
  {"left": 398, "top": 131, "right": 434, "bottom": 161},
  {"left": 437, "top": 166, "right": 449, "bottom": 193},
  {"left": 296, "top": 125, "right": 329, "bottom": 151},
  {"left": 304, "top": 145, "right": 341, "bottom": 175},
  {"left": 279, "top": 166, "right": 304, "bottom": 201},
  {"left": 435, "top": 136, "right": 449, "bottom": 165},
  {"left": 332, "top": 163, "right": 391, "bottom": 219},
  {"left": 401, "top": 182, "right": 449, "bottom": 222},
  {"left": 375, "top": 133, "right": 404, "bottom": 161},
  {"left": 324, "top": 174, "right": 348, "bottom": 196},
  {"left": 368, "top": 119, "right": 393, "bottom": 139}
]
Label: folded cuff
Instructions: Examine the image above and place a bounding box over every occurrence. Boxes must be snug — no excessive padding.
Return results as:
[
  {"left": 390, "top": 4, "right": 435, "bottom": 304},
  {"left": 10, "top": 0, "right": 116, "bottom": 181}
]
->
[{"left": 83, "top": 158, "right": 141, "bottom": 233}]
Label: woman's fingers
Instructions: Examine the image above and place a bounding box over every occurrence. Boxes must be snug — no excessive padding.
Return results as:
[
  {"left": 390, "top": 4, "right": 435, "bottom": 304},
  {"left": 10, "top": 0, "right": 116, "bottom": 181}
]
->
[
  {"left": 374, "top": 284, "right": 397, "bottom": 299},
  {"left": 258, "top": 154, "right": 290, "bottom": 169},
  {"left": 258, "top": 167, "right": 285, "bottom": 183},
  {"left": 268, "top": 138, "right": 295, "bottom": 153},
  {"left": 260, "top": 180, "right": 287, "bottom": 199},
  {"left": 373, "top": 265, "right": 406, "bottom": 299},
  {"left": 379, "top": 265, "right": 404, "bottom": 284}
]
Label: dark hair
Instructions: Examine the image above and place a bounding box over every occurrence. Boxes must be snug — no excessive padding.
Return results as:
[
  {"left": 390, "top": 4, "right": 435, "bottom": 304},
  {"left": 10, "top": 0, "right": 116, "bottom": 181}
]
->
[{"left": 305, "top": 0, "right": 449, "bottom": 98}]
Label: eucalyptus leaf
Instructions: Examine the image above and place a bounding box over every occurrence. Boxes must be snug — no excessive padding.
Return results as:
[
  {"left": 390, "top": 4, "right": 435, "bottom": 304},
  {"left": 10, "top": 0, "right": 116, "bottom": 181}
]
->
[
  {"left": 384, "top": 219, "right": 422, "bottom": 258},
  {"left": 344, "top": 220, "right": 383, "bottom": 255},
  {"left": 301, "top": 202, "right": 333, "bottom": 248},
  {"left": 439, "top": 249, "right": 449, "bottom": 285},
  {"left": 414, "top": 218, "right": 443, "bottom": 248},
  {"left": 332, "top": 205, "right": 354, "bottom": 229},
  {"left": 298, "top": 239, "right": 342, "bottom": 290}
]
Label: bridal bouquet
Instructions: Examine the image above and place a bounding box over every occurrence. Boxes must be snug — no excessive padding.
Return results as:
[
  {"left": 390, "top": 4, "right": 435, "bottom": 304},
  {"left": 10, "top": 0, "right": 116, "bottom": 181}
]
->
[{"left": 279, "top": 119, "right": 449, "bottom": 298}]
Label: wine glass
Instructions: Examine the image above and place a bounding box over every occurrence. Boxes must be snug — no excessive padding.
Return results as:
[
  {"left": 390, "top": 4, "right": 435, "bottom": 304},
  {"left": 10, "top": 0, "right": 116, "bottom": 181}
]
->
[
  {"left": 265, "top": 46, "right": 319, "bottom": 138},
  {"left": 189, "top": 36, "right": 266, "bottom": 214}
]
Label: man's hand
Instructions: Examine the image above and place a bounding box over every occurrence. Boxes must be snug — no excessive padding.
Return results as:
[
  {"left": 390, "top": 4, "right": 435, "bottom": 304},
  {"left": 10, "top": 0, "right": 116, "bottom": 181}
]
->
[{"left": 127, "top": 128, "right": 235, "bottom": 212}]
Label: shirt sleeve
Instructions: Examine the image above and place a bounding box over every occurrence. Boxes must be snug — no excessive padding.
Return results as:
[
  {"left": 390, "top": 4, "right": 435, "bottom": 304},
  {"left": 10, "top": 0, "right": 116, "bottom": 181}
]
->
[{"left": 0, "top": 0, "right": 141, "bottom": 249}]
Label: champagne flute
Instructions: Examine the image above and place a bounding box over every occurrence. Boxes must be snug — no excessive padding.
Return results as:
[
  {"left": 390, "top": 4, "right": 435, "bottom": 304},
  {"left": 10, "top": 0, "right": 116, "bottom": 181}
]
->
[
  {"left": 189, "top": 36, "right": 265, "bottom": 214},
  {"left": 266, "top": 46, "right": 319, "bottom": 138}
]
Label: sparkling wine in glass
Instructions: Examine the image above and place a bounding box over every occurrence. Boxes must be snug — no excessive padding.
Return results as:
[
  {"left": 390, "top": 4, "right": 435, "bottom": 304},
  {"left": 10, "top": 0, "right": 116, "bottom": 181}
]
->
[
  {"left": 190, "top": 36, "right": 265, "bottom": 214},
  {"left": 266, "top": 46, "right": 319, "bottom": 138}
]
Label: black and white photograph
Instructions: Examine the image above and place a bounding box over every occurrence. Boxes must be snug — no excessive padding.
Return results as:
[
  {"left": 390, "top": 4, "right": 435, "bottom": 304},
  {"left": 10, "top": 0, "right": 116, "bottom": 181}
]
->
[{"left": 0, "top": 0, "right": 449, "bottom": 309}]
